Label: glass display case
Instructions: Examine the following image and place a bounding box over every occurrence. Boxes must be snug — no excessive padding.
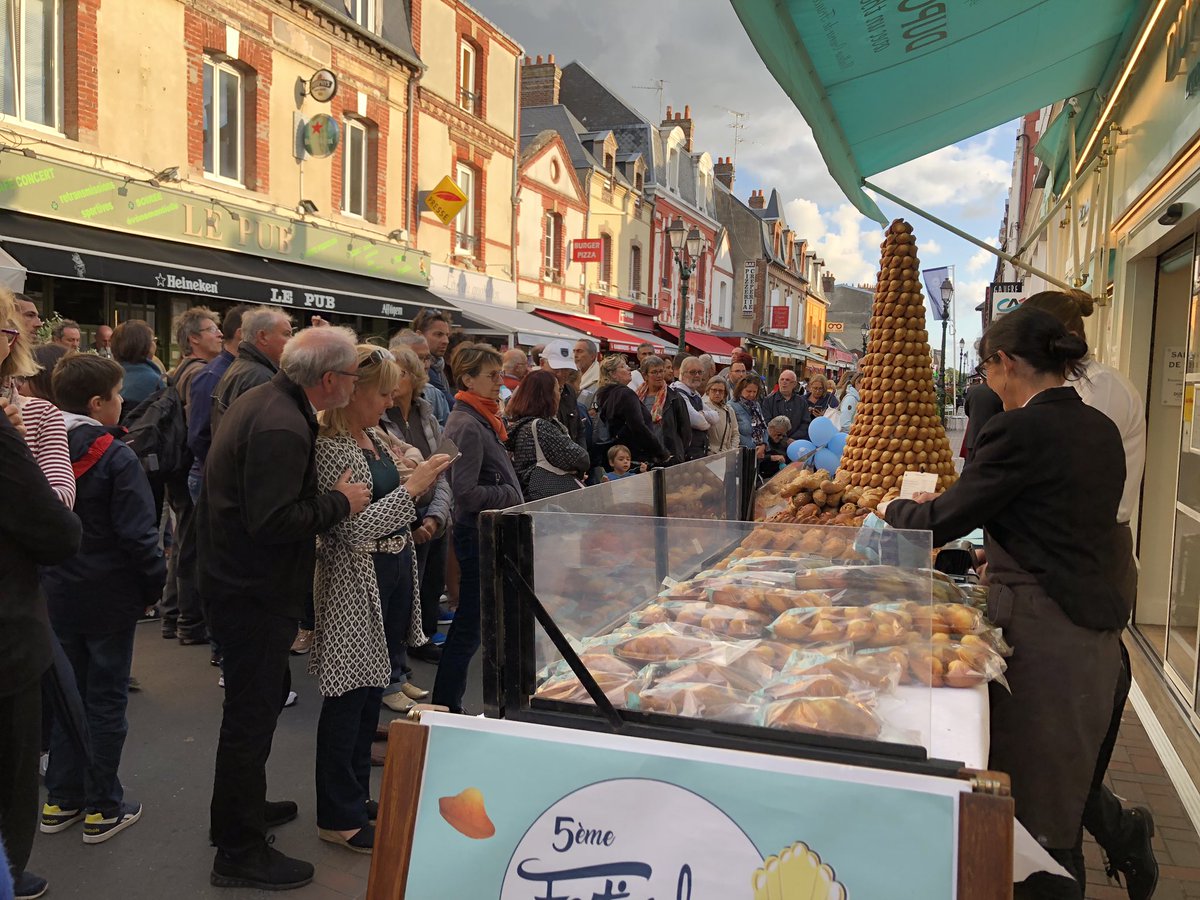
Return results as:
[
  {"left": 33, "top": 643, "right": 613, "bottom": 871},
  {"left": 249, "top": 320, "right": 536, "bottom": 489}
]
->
[{"left": 481, "top": 505, "right": 1005, "bottom": 776}]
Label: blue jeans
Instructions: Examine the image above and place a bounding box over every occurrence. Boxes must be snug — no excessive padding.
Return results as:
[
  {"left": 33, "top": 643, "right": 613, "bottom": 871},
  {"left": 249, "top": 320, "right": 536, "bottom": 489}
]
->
[
  {"left": 376, "top": 548, "right": 413, "bottom": 695},
  {"left": 431, "top": 523, "right": 480, "bottom": 711},
  {"left": 45, "top": 627, "right": 136, "bottom": 816},
  {"left": 187, "top": 471, "right": 202, "bottom": 505},
  {"left": 315, "top": 685, "right": 382, "bottom": 831}
]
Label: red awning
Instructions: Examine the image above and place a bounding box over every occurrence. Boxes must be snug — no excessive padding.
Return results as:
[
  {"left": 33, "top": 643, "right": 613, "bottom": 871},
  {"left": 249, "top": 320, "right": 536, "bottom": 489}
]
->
[
  {"left": 535, "top": 310, "right": 668, "bottom": 355},
  {"left": 655, "top": 326, "right": 739, "bottom": 364}
]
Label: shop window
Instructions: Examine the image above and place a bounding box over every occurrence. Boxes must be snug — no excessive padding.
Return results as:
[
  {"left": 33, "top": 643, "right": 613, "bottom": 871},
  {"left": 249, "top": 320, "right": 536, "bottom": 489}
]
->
[
  {"left": 348, "top": 0, "right": 375, "bottom": 33},
  {"left": 203, "top": 57, "right": 244, "bottom": 184},
  {"left": 459, "top": 40, "right": 479, "bottom": 115},
  {"left": 600, "top": 233, "right": 612, "bottom": 288},
  {"left": 342, "top": 118, "right": 369, "bottom": 219},
  {"left": 454, "top": 162, "right": 476, "bottom": 256},
  {"left": 0, "top": 0, "right": 63, "bottom": 130},
  {"left": 630, "top": 244, "right": 642, "bottom": 299},
  {"left": 543, "top": 211, "right": 562, "bottom": 281}
]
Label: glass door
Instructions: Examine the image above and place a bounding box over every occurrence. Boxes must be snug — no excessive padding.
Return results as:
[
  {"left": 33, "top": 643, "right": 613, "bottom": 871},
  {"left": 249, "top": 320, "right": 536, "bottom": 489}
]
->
[{"left": 1174, "top": 254, "right": 1200, "bottom": 708}]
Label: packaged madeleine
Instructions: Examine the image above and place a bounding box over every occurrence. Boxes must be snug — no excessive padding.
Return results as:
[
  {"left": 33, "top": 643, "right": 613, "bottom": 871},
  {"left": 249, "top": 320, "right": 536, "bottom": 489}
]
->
[
  {"left": 638, "top": 659, "right": 763, "bottom": 694},
  {"left": 612, "top": 622, "right": 726, "bottom": 665},
  {"left": 759, "top": 696, "right": 883, "bottom": 741},
  {"left": 628, "top": 680, "right": 758, "bottom": 725}
]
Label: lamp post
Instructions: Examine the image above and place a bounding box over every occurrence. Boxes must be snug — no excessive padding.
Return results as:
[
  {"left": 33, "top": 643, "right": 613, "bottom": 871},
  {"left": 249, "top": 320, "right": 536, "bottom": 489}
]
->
[
  {"left": 938, "top": 278, "right": 953, "bottom": 425},
  {"left": 667, "top": 217, "right": 704, "bottom": 354},
  {"left": 860, "top": 322, "right": 869, "bottom": 354},
  {"left": 958, "top": 337, "right": 966, "bottom": 401}
]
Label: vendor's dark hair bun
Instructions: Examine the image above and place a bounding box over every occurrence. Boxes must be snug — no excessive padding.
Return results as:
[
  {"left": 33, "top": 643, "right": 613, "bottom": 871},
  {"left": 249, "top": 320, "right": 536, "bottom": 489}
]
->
[
  {"left": 1022, "top": 290, "right": 1094, "bottom": 337},
  {"left": 1048, "top": 332, "right": 1087, "bottom": 362},
  {"left": 981, "top": 306, "right": 1087, "bottom": 379}
]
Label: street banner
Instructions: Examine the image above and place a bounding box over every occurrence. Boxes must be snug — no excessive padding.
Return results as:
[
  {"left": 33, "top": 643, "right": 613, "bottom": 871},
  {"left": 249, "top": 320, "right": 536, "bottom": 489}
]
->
[
  {"left": 403, "top": 713, "right": 964, "bottom": 899},
  {"left": 923, "top": 267, "right": 950, "bottom": 319}
]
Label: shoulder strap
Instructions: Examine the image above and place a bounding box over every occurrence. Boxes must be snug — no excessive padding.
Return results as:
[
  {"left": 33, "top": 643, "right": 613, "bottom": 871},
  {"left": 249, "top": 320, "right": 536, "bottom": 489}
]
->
[
  {"left": 73, "top": 432, "right": 116, "bottom": 480},
  {"left": 531, "top": 419, "right": 571, "bottom": 476}
]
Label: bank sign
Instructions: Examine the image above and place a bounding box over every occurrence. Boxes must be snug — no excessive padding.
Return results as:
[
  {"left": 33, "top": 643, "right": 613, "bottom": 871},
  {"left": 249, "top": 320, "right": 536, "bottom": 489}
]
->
[
  {"left": 0, "top": 154, "right": 429, "bottom": 286},
  {"left": 402, "top": 714, "right": 963, "bottom": 899}
]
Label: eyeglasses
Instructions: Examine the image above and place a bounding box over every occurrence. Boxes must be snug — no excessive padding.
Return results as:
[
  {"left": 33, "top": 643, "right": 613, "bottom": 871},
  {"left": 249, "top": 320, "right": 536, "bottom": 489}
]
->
[
  {"left": 974, "top": 352, "right": 999, "bottom": 380},
  {"left": 199, "top": 324, "right": 221, "bottom": 335},
  {"left": 358, "top": 347, "right": 395, "bottom": 369},
  {"left": 1, "top": 328, "right": 19, "bottom": 345},
  {"left": 329, "top": 370, "right": 361, "bottom": 380},
  {"left": 482, "top": 371, "right": 502, "bottom": 382}
]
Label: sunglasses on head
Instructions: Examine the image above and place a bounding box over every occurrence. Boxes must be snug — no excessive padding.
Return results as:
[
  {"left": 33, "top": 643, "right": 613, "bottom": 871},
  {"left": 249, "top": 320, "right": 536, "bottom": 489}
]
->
[{"left": 358, "top": 347, "right": 395, "bottom": 369}]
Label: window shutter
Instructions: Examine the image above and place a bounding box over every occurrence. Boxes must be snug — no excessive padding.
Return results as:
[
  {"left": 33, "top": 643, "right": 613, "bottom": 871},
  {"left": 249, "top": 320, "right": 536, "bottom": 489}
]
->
[
  {"left": 0, "top": 0, "right": 16, "bottom": 117},
  {"left": 22, "top": 0, "right": 46, "bottom": 124}
]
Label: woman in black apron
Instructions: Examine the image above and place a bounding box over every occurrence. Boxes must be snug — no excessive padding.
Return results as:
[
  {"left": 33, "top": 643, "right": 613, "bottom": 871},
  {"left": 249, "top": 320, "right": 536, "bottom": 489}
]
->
[{"left": 882, "top": 306, "right": 1127, "bottom": 899}]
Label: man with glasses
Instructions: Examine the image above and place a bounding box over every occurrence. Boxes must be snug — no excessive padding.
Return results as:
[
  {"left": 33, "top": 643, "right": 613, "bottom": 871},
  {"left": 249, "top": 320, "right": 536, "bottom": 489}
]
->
[
  {"left": 199, "top": 326, "right": 369, "bottom": 891},
  {"left": 158, "top": 307, "right": 223, "bottom": 642}
]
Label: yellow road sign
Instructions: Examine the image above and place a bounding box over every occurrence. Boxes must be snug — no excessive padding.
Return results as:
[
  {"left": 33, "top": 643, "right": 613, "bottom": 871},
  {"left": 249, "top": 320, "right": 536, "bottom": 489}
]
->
[{"left": 425, "top": 175, "right": 468, "bottom": 225}]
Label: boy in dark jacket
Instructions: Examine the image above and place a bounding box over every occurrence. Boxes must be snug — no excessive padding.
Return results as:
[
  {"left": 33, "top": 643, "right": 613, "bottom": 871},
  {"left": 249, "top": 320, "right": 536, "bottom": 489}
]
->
[{"left": 40, "top": 355, "right": 166, "bottom": 845}]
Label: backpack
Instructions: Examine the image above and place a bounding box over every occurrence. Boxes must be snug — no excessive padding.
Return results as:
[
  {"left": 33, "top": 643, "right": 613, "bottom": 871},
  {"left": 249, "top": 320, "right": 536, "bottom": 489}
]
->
[{"left": 121, "top": 357, "right": 204, "bottom": 484}]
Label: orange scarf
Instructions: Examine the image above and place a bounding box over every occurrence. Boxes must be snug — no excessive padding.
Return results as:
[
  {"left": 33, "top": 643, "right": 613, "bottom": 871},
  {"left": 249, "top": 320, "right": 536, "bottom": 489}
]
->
[{"left": 455, "top": 390, "right": 507, "bottom": 441}]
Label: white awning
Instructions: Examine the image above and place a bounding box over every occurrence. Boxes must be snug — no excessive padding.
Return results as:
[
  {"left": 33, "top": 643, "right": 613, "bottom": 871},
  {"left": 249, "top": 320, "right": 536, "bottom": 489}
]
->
[
  {"left": 0, "top": 244, "right": 26, "bottom": 292},
  {"left": 436, "top": 294, "right": 592, "bottom": 346}
]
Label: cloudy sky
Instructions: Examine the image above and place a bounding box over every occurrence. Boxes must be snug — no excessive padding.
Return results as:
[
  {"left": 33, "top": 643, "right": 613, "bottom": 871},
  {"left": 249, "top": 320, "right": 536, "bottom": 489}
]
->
[{"left": 472, "top": 0, "right": 1017, "bottom": 359}]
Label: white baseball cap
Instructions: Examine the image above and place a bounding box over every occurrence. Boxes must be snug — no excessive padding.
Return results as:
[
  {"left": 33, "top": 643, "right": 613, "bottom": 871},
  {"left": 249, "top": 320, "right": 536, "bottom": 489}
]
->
[{"left": 541, "top": 339, "right": 577, "bottom": 370}]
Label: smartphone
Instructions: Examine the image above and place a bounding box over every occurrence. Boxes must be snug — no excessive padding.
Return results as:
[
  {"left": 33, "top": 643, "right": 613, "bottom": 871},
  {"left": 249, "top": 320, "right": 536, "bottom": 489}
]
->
[{"left": 434, "top": 435, "right": 462, "bottom": 464}]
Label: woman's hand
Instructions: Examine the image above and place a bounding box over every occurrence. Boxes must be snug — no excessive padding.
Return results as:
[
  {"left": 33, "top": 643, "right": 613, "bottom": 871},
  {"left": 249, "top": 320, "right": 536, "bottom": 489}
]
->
[
  {"left": 405, "top": 454, "right": 452, "bottom": 498},
  {"left": 755, "top": 444, "right": 765, "bottom": 460},
  {"left": 1, "top": 397, "right": 25, "bottom": 436},
  {"left": 413, "top": 516, "right": 440, "bottom": 544},
  {"left": 911, "top": 491, "right": 938, "bottom": 504}
]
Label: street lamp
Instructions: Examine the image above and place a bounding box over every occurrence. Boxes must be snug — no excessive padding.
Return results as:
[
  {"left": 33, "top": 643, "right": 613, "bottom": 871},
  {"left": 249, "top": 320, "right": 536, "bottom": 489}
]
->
[
  {"left": 860, "top": 322, "right": 869, "bottom": 354},
  {"left": 958, "top": 337, "right": 966, "bottom": 396},
  {"left": 938, "top": 277, "right": 953, "bottom": 425},
  {"left": 667, "top": 217, "right": 703, "bottom": 353}
]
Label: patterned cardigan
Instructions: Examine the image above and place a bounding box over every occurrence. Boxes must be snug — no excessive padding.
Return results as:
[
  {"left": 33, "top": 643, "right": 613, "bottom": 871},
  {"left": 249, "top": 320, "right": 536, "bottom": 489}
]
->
[{"left": 311, "top": 429, "right": 422, "bottom": 698}]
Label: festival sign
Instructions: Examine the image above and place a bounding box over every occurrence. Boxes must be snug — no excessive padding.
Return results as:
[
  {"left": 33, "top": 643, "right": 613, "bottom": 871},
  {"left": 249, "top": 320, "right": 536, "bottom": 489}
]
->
[{"left": 401, "top": 713, "right": 964, "bottom": 899}]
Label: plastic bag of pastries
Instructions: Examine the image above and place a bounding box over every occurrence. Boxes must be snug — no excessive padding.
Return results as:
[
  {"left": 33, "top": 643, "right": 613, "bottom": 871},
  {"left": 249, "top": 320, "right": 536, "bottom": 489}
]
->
[
  {"left": 672, "top": 601, "right": 771, "bottom": 638},
  {"left": 759, "top": 696, "right": 883, "bottom": 740},
  {"left": 612, "top": 623, "right": 726, "bottom": 665},
  {"left": 628, "top": 681, "right": 758, "bottom": 724},
  {"left": 535, "top": 670, "right": 635, "bottom": 706},
  {"left": 930, "top": 634, "right": 1009, "bottom": 689},
  {"left": 781, "top": 649, "right": 902, "bottom": 693},
  {"left": 769, "top": 606, "right": 877, "bottom": 644},
  {"left": 756, "top": 671, "right": 877, "bottom": 702},
  {"left": 639, "top": 659, "right": 763, "bottom": 694}
]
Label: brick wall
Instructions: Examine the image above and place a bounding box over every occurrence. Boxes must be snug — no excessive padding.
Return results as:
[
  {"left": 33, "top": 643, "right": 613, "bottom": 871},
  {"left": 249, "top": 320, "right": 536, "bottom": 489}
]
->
[
  {"left": 63, "top": 0, "right": 99, "bottom": 144},
  {"left": 520, "top": 55, "right": 561, "bottom": 108},
  {"left": 330, "top": 91, "right": 391, "bottom": 224}
]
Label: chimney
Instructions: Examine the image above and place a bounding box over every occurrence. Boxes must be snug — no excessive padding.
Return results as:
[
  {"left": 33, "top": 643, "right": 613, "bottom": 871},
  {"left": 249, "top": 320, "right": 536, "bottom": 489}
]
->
[
  {"left": 748, "top": 189, "right": 765, "bottom": 210},
  {"left": 661, "top": 104, "right": 695, "bottom": 152},
  {"left": 520, "top": 53, "right": 561, "bottom": 108},
  {"left": 822, "top": 273, "right": 836, "bottom": 296},
  {"left": 714, "top": 156, "right": 734, "bottom": 189}
]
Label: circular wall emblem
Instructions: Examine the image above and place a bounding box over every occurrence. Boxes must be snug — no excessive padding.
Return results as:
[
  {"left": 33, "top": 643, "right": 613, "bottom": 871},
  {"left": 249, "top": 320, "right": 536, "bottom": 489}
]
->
[
  {"left": 303, "top": 114, "right": 341, "bottom": 158},
  {"left": 308, "top": 68, "right": 338, "bottom": 103}
]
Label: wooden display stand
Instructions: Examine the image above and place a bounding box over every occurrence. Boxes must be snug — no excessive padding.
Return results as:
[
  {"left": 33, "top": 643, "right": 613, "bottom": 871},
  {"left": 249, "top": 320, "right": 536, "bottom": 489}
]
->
[{"left": 366, "top": 718, "right": 1014, "bottom": 900}]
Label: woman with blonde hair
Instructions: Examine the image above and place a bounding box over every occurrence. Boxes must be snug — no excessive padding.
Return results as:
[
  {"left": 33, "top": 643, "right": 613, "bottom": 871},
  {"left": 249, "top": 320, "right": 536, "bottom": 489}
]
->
[
  {"left": 702, "top": 376, "right": 739, "bottom": 453},
  {"left": 0, "top": 288, "right": 74, "bottom": 506},
  {"left": 312, "top": 345, "right": 450, "bottom": 853}
]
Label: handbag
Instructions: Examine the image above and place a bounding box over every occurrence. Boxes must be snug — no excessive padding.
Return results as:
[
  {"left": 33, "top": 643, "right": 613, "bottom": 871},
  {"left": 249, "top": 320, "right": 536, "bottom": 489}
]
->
[
  {"left": 822, "top": 405, "right": 842, "bottom": 430},
  {"left": 527, "top": 418, "right": 585, "bottom": 499}
]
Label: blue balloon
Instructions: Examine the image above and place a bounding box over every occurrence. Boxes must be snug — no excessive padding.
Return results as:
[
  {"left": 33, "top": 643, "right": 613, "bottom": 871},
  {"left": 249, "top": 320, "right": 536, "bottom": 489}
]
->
[
  {"left": 814, "top": 448, "right": 842, "bottom": 473},
  {"left": 827, "top": 431, "right": 848, "bottom": 455},
  {"left": 808, "top": 416, "right": 837, "bottom": 448},
  {"left": 787, "top": 439, "right": 817, "bottom": 462}
]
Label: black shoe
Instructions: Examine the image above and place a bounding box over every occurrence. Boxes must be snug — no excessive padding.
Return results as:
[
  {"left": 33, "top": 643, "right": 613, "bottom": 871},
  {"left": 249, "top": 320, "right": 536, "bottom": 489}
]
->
[
  {"left": 210, "top": 651, "right": 223, "bottom": 668},
  {"left": 365, "top": 799, "right": 378, "bottom": 822},
  {"left": 161, "top": 626, "right": 177, "bottom": 639},
  {"left": 1105, "top": 805, "right": 1158, "bottom": 900},
  {"left": 265, "top": 800, "right": 298, "bottom": 828},
  {"left": 211, "top": 839, "right": 313, "bottom": 891},
  {"left": 409, "top": 643, "right": 441, "bottom": 663},
  {"left": 13, "top": 871, "right": 48, "bottom": 900},
  {"left": 179, "top": 634, "right": 207, "bottom": 646}
]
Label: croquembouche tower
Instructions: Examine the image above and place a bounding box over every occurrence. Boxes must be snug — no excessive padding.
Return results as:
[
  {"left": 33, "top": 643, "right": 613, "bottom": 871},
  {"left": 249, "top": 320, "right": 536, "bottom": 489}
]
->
[{"left": 837, "top": 219, "right": 959, "bottom": 493}]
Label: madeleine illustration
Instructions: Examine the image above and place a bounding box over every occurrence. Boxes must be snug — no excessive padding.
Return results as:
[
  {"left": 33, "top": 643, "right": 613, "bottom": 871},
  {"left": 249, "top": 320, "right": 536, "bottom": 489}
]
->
[
  {"left": 752, "top": 841, "right": 847, "bottom": 899},
  {"left": 438, "top": 787, "right": 495, "bottom": 839}
]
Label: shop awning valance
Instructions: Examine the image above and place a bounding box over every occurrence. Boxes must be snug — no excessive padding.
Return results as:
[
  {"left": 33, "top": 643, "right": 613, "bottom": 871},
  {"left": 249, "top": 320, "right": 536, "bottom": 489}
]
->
[
  {"left": 729, "top": 0, "right": 1148, "bottom": 223},
  {"left": 535, "top": 310, "right": 671, "bottom": 355},
  {"left": 0, "top": 211, "right": 452, "bottom": 323},
  {"left": 437, "top": 295, "right": 591, "bottom": 346},
  {"left": 655, "top": 325, "right": 739, "bottom": 364}
]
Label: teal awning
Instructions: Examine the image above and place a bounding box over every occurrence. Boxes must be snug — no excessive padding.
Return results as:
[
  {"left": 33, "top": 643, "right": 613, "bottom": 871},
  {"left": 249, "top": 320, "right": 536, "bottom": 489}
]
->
[{"left": 730, "top": 0, "right": 1148, "bottom": 223}]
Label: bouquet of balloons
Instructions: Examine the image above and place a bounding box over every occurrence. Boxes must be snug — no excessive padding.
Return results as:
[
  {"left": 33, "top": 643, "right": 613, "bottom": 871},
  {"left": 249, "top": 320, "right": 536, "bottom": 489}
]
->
[{"left": 786, "top": 416, "right": 847, "bottom": 473}]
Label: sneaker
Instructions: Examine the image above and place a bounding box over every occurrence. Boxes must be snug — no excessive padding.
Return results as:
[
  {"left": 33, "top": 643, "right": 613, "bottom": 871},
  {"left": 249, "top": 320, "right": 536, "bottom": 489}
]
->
[
  {"left": 264, "top": 799, "right": 298, "bottom": 829},
  {"left": 430, "top": 631, "right": 446, "bottom": 646},
  {"left": 179, "top": 634, "right": 207, "bottom": 646},
  {"left": 290, "top": 628, "right": 313, "bottom": 655},
  {"left": 161, "top": 625, "right": 177, "bottom": 640},
  {"left": 127, "top": 676, "right": 142, "bottom": 692},
  {"left": 13, "top": 871, "right": 48, "bottom": 900},
  {"left": 82, "top": 801, "right": 142, "bottom": 844},
  {"left": 365, "top": 799, "right": 378, "bottom": 822},
  {"left": 218, "top": 674, "right": 225, "bottom": 688},
  {"left": 1105, "top": 806, "right": 1158, "bottom": 900},
  {"left": 138, "top": 607, "right": 161, "bottom": 623},
  {"left": 40, "top": 802, "right": 84, "bottom": 833},
  {"left": 210, "top": 651, "right": 223, "bottom": 668},
  {"left": 437, "top": 603, "right": 455, "bottom": 625},
  {"left": 211, "top": 838, "right": 314, "bottom": 890},
  {"left": 284, "top": 691, "right": 298, "bottom": 708},
  {"left": 39, "top": 751, "right": 48, "bottom": 777}
]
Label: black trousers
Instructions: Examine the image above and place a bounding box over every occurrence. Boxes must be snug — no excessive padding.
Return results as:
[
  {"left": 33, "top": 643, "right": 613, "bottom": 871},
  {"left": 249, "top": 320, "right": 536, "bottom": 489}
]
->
[
  {"left": 0, "top": 680, "right": 42, "bottom": 880},
  {"left": 160, "top": 482, "right": 204, "bottom": 638},
  {"left": 315, "top": 685, "right": 382, "bottom": 831},
  {"left": 209, "top": 598, "right": 295, "bottom": 853},
  {"left": 1082, "top": 640, "right": 1134, "bottom": 851}
]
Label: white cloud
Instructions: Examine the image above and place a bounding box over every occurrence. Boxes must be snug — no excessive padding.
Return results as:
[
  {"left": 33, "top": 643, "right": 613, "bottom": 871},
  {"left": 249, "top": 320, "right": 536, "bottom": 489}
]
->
[
  {"left": 966, "top": 239, "right": 999, "bottom": 275},
  {"left": 923, "top": 238, "right": 943, "bottom": 256}
]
